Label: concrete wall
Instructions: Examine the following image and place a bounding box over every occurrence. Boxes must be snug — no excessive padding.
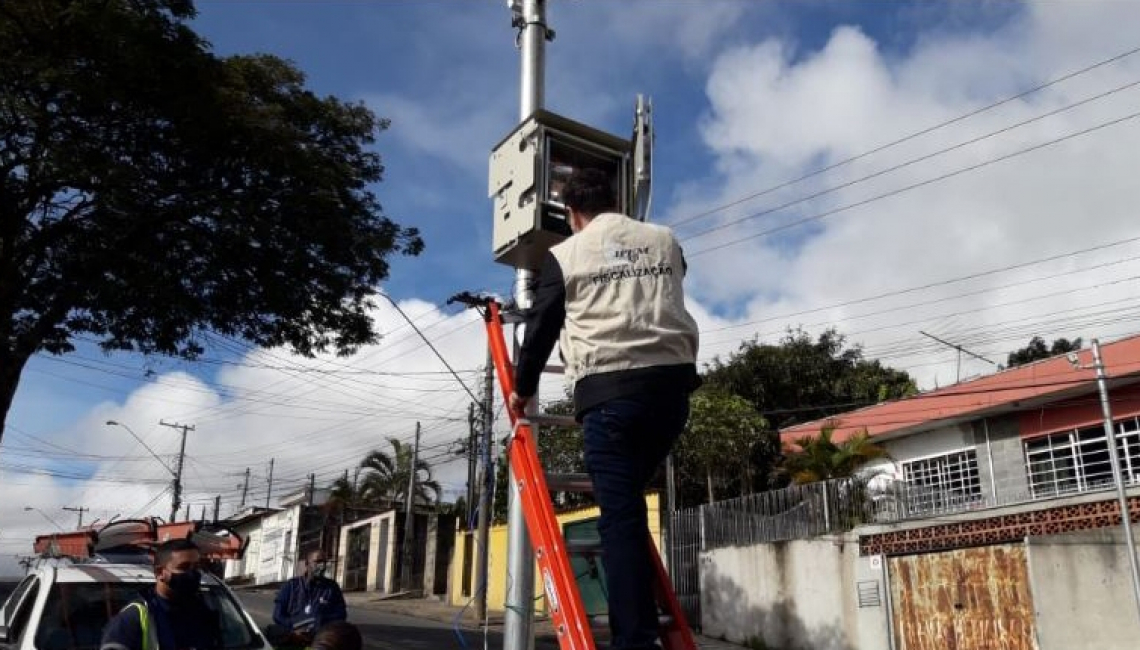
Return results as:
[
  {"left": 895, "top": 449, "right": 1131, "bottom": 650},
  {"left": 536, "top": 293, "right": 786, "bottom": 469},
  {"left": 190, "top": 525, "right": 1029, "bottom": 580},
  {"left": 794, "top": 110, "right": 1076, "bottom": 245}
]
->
[
  {"left": 258, "top": 506, "right": 301, "bottom": 584},
  {"left": 883, "top": 422, "right": 974, "bottom": 465},
  {"left": 336, "top": 510, "right": 401, "bottom": 593},
  {"left": 1027, "top": 530, "right": 1140, "bottom": 650},
  {"left": 972, "top": 414, "right": 1030, "bottom": 503},
  {"left": 699, "top": 536, "right": 889, "bottom": 650}
]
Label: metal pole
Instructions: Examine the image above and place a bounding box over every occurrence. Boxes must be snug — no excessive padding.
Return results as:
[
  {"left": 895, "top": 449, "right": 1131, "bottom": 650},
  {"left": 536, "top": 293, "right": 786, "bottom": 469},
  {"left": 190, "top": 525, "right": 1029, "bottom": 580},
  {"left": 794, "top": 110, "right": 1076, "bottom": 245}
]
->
[
  {"left": 505, "top": 2, "right": 548, "bottom": 647},
  {"left": 266, "top": 458, "right": 275, "bottom": 508},
  {"left": 1090, "top": 338, "right": 1140, "bottom": 620},
  {"left": 475, "top": 348, "right": 495, "bottom": 620},
  {"left": 240, "top": 467, "right": 250, "bottom": 508},
  {"left": 159, "top": 420, "right": 194, "bottom": 523},
  {"left": 401, "top": 422, "right": 422, "bottom": 592},
  {"left": 62, "top": 506, "right": 88, "bottom": 529},
  {"left": 467, "top": 402, "right": 477, "bottom": 523}
]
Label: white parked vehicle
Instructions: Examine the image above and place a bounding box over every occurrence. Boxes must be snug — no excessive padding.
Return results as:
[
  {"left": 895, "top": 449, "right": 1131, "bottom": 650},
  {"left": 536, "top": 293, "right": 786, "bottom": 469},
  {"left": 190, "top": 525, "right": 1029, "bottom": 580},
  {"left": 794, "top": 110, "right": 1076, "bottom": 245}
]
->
[{"left": 0, "top": 520, "right": 269, "bottom": 650}]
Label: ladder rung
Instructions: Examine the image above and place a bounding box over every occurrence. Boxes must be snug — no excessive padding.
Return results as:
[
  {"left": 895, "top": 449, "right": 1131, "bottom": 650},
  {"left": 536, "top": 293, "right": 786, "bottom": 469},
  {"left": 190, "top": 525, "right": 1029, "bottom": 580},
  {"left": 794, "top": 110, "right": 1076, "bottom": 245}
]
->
[
  {"left": 566, "top": 539, "right": 603, "bottom": 556},
  {"left": 589, "top": 614, "right": 674, "bottom": 629},
  {"left": 546, "top": 472, "right": 593, "bottom": 493},
  {"left": 529, "top": 413, "right": 578, "bottom": 428},
  {"left": 543, "top": 364, "right": 565, "bottom": 375}
]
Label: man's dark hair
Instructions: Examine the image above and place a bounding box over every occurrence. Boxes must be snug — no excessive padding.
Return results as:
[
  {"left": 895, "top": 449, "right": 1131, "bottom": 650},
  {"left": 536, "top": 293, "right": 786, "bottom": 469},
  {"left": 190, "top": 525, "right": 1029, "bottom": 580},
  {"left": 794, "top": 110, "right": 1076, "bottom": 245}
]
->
[
  {"left": 312, "top": 622, "right": 362, "bottom": 650},
  {"left": 561, "top": 168, "right": 616, "bottom": 216},
  {"left": 154, "top": 538, "right": 199, "bottom": 568}
]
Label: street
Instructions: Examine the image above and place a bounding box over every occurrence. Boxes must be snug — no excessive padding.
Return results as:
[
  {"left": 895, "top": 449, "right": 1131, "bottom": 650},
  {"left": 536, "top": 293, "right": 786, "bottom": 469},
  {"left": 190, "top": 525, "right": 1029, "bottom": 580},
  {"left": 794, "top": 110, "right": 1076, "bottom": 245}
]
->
[{"left": 236, "top": 590, "right": 562, "bottom": 650}]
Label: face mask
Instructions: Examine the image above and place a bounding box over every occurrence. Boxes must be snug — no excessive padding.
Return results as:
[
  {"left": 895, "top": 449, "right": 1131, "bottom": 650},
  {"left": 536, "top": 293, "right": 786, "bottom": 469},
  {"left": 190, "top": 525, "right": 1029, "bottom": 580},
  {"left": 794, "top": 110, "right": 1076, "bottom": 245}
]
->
[
  {"left": 166, "top": 569, "right": 202, "bottom": 600},
  {"left": 310, "top": 562, "right": 327, "bottom": 579}
]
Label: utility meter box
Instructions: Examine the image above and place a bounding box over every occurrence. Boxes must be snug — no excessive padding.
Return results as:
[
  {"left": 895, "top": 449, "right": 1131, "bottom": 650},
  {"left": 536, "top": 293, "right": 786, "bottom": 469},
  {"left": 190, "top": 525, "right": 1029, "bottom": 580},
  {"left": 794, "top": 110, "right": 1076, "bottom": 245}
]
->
[{"left": 489, "top": 100, "right": 652, "bottom": 269}]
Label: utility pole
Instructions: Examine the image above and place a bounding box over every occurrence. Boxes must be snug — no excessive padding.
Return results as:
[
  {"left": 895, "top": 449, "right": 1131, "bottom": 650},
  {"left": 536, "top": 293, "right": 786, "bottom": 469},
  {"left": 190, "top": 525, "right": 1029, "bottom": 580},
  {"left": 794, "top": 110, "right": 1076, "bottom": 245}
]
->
[
  {"left": 158, "top": 420, "right": 194, "bottom": 523},
  {"left": 1088, "top": 339, "right": 1140, "bottom": 622},
  {"left": 475, "top": 349, "right": 495, "bottom": 620},
  {"left": 505, "top": 2, "right": 550, "bottom": 646},
  {"left": 62, "top": 506, "right": 89, "bottom": 529},
  {"left": 308, "top": 473, "right": 316, "bottom": 506},
  {"left": 401, "top": 423, "right": 422, "bottom": 592},
  {"left": 466, "top": 402, "right": 477, "bottom": 524},
  {"left": 213, "top": 496, "right": 220, "bottom": 523},
  {"left": 239, "top": 468, "right": 250, "bottom": 508},
  {"left": 266, "top": 458, "right": 275, "bottom": 508}
]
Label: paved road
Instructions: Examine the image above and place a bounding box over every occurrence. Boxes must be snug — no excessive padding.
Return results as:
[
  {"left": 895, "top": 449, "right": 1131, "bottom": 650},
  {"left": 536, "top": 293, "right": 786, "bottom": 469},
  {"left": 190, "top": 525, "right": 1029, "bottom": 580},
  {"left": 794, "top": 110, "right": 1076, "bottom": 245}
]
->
[{"left": 236, "top": 591, "right": 561, "bottom": 650}]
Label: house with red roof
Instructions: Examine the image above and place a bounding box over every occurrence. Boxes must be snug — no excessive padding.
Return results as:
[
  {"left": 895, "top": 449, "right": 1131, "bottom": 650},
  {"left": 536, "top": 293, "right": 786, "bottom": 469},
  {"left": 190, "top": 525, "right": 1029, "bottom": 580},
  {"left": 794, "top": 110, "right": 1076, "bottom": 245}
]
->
[{"left": 780, "top": 334, "right": 1140, "bottom": 519}]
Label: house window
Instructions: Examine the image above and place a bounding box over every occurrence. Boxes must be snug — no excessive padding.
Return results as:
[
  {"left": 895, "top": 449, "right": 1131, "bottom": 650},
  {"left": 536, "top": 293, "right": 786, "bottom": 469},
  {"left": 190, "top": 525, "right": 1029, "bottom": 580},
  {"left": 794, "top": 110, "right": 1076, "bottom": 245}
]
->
[
  {"left": 901, "top": 449, "right": 983, "bottom": 514},
  {"left": 1025, "top": 417, "right": 1140, "bottom": 498}
]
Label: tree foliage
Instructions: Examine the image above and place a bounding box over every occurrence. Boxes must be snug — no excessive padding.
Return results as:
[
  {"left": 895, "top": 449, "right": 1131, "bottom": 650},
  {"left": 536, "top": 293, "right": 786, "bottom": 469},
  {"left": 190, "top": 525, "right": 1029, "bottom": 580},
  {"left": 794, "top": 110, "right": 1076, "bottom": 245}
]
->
[
  {"left": 358, "top": 437, "right": 441, "bottom": 506},
  {"left": 1006, "top": 336, "right": 1083, "bottom": 368},
  {"left": 0, "top": 0, "right": 423, "bottom": 442},
  {"left": 704, "top": 328, "right": 916, "bottom": 430},
  {"left": 781, "top": 424, "right": 890, "bottom": 484},
  {"left": 674, "top": 388, "right": 773, "bottom": 505}
]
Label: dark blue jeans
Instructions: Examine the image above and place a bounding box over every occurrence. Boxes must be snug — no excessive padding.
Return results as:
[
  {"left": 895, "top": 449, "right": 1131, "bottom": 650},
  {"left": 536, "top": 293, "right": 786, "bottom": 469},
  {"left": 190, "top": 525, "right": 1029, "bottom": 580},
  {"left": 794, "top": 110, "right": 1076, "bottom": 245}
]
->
[{"left": 581, "top": 392, "right": 690, "bottom": 650}]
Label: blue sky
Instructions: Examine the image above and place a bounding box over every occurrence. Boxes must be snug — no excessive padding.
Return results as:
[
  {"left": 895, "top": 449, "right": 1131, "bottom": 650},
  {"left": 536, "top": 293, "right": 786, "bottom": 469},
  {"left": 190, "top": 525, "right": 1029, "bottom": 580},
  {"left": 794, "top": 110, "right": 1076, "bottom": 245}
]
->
[{"left": 6, "top": 0, "right": 1140, "bottom": 570}]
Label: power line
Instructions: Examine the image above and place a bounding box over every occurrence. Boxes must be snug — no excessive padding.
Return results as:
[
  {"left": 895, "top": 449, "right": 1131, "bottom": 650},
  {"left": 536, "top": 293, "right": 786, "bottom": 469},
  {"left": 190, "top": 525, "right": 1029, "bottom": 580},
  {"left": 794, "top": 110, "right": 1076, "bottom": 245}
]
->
[
  {"left": 700, "top": 238, "right": 1140, "bottom": 336},
  {"left": 687, "top": 108, "right": 1140, "bottom": 258},
  {"left": 682, "top": 78, "right": 1140, "bottom": 244},
  {"left": 670, "top": 43, "right": 1140, "bottom": 230}
]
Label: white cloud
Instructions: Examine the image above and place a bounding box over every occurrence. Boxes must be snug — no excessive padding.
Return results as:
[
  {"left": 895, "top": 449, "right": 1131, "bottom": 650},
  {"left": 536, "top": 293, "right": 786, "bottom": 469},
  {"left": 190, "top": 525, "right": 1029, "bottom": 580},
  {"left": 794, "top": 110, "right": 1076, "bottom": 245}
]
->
[{"left": 674, "top": 1, "right": 1140, "bottom": 388}]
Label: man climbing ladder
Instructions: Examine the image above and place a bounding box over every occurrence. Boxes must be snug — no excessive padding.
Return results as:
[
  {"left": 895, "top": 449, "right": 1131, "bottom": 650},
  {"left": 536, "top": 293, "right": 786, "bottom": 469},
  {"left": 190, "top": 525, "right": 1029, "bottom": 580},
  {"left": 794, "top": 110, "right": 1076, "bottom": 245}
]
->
[{"left": 509, "top": 168, "right": 701, "bottom": 650}]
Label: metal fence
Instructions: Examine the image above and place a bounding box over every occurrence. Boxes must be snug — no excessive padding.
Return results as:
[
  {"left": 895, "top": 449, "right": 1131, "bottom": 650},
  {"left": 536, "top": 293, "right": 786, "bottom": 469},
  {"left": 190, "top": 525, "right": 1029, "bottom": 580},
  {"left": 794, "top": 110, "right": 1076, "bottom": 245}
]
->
[{"left": 667, "top": 508, "right": 703, "bottom": 627}]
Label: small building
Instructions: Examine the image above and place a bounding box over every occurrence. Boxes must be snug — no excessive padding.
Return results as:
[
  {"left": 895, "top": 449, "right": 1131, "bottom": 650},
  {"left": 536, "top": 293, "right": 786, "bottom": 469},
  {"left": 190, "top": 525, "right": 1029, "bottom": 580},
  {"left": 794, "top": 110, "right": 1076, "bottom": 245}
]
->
[{"left": 221, "top": 487, "right": 337, "bottom": 586}]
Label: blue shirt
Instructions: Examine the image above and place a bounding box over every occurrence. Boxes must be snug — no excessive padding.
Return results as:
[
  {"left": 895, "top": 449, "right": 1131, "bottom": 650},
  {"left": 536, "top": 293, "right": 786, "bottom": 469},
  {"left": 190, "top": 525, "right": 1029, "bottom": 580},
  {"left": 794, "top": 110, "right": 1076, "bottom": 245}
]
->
[{"left": 272, "top": 577, "right": 346, "bottom": 631}]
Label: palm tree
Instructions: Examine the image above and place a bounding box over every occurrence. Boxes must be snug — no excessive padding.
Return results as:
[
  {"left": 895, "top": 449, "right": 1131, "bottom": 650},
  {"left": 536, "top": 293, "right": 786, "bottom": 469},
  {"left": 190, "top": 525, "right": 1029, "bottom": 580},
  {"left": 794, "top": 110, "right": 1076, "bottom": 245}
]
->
[
  {"left": 358, "top": 437, "right": 441, "bottom": 506},
  {"left": 781, "top": 423, "right": 890, "bottom": 485}
]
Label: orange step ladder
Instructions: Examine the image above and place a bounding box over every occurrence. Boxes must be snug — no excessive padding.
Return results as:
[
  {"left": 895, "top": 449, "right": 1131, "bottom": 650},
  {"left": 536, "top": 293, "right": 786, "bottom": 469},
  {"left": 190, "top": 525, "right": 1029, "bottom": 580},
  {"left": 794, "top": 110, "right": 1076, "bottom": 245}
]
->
[{"left": 453, "top": 293, "right": 698, "bottom": 650}]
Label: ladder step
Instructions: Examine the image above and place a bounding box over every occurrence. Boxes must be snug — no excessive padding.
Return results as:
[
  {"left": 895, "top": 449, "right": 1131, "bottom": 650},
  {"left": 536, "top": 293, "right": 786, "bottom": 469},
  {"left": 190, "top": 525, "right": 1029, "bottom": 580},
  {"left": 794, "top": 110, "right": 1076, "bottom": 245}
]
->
[
  {"left": 529, "top": 413, "right": 578, "bottom": 428},
  {"left": 589, "top": 614, "right": 674, "bottom": 629},
  {"left": 544, "top": 364, "right": 565, "bottom": 375},
  {"left": 566, "top": 539, "right": 603, "bottom": 556},
  {"left": 547, "top": 472, "right": 593, "bottom": 493}
]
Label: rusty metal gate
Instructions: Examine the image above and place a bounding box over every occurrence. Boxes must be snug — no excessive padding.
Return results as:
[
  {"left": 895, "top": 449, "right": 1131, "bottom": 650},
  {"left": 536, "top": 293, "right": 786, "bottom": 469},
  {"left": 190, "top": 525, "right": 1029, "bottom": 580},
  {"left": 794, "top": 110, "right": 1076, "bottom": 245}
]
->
[{"left": 888, "top": 544, "right": 1037, "bottom": 650}]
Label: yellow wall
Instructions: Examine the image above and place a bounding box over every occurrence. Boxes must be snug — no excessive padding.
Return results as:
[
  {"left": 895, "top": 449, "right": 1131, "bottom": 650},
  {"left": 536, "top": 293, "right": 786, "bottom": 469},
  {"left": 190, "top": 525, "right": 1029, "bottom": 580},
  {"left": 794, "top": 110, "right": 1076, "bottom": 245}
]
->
[{"left": 449, "top": 492, "right": 662, "bottom": 613}]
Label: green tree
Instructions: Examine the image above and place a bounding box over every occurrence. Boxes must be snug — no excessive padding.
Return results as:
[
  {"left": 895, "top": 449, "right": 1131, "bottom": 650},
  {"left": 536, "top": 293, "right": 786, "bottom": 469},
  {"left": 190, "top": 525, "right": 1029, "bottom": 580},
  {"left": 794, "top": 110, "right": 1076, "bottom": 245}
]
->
[
  {"left": 358, "top": 437, "right": 441, "bottom": 506},
  {"left": 0, "top": 0, "right": 423, "bottom": 443},
  {"left": 704, "top": 328, "right": 916, "bottom": 431},
  {"left": 780, "top": 424, "right": 890, "bottom": 484},
  {"left": 1007, "top": 336, "right": 1083, "bottom": 368},
  {"left": 674, "top": 389, "right": 773, "bottom": 505}
]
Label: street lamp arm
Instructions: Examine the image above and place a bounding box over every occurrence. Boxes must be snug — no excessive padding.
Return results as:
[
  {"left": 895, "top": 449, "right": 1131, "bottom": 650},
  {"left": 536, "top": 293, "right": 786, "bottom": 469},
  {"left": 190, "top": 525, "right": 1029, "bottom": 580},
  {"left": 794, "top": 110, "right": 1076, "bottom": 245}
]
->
[
  {"left": 105, "top": 420, "right": 176, "bottom": 476},
  {"left": 24, "top": 507, "right": 65, "bottom": 532}
]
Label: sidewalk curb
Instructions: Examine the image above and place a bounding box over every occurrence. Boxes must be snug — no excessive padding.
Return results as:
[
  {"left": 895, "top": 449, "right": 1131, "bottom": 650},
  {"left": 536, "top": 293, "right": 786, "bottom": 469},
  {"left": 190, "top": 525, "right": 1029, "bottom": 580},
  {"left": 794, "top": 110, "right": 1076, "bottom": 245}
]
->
[{"left": 342, "top": 595, "right": 744, "bottom": 649}]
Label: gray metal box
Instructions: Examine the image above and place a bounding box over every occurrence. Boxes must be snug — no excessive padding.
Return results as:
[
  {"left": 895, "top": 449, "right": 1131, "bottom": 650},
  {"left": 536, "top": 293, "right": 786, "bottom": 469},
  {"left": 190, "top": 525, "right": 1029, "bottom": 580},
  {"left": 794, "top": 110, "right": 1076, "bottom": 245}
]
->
[{"left": 489, "top": 109, "right": 632, "bottom": 269}]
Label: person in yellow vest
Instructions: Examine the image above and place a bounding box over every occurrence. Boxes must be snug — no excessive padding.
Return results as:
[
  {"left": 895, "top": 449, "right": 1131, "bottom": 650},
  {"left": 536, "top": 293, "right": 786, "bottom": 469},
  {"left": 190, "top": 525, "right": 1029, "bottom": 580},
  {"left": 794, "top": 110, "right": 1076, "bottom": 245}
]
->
[
  {"left": 510, "top": 167, "right": 700, "bottom": 650},
  {"left": 100, "top": 539, "right": 221, "bottom": 650}
]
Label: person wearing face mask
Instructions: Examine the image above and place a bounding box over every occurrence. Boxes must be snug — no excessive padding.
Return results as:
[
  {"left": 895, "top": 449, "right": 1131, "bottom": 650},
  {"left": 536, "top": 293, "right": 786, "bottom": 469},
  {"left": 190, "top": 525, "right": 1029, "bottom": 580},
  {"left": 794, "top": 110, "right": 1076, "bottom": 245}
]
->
[
  {"left": 271, "top": 549, "right": 347, "bottom": 644},
  {"left": 101, "top": 539, "right": 221, "bottom": 650}
]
